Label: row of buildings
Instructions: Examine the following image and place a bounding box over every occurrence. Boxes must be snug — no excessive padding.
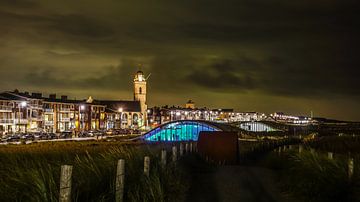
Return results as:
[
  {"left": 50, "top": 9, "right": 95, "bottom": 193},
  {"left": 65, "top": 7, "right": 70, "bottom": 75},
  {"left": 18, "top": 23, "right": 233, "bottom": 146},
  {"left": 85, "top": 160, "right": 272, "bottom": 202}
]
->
[
  {"left": 0, "top": 70, "right": 148, "bottom": 134},
  {"left": 146, "top": 101, "right": 313, "bottom": 128},
  {"left": 0, "top": 70, "right": 312, "bottom": 135},
  {"left": 146, "top": 100, "right": 267, "bottom": 128}
]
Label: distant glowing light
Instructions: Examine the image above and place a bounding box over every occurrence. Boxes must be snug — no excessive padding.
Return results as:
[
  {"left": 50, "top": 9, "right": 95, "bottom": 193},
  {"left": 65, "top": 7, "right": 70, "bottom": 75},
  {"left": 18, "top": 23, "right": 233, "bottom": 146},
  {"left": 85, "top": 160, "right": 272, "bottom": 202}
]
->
[{"left": 20, "top": 101, "right": 27, "bottom": 107}]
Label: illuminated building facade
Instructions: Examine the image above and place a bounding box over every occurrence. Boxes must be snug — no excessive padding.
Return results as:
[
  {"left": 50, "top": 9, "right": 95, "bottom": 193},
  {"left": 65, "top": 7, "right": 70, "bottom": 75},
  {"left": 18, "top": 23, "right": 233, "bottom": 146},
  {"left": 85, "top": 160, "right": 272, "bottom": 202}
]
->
[
  {"left": 0, "top": 91, "right": 43, "bottom": 133},
  {"left": 0, "top": 70, "right": 148, "bottom": 134},
  {"left": 100, "top": 100, "right": 143, "bottom": 129},
  {"left": 43, "top": 94, "right": 78, "bottom": 133},
  {"left": 147, "top": 103, "right": 267, "bottom": 128},
  {"left": 270, "top": 112, "right": 312, "bottom": 124}
]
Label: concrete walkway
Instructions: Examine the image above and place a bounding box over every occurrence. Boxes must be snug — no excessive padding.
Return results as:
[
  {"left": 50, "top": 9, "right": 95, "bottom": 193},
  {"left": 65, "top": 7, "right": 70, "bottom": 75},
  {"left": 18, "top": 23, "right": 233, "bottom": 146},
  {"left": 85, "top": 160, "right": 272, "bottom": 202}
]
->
[{"left": 185, "top": 157, "right": 298, "bottom": 202}]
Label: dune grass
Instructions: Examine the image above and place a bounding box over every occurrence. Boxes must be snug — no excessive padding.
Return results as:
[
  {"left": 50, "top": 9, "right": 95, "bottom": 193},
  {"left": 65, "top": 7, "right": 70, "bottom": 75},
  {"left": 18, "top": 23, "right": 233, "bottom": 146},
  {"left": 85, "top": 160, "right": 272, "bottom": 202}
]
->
[
  {"left": 0, "top": 141, "right": 188, "bottom": 202},
  {"left": 262, "top": 146, "right": 360, "bottom": 202}
]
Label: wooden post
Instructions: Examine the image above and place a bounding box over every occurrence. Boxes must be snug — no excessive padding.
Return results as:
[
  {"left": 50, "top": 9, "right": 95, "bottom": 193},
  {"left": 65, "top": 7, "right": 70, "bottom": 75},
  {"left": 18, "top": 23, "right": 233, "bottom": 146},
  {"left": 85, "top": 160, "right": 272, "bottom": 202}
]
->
[
  {"left": 180, "top": 143, "right": 184, "bottom": 156},
  {"left": 289, "top": 145, "right": 292, "bottom": 150},
  {"left": 190, "top": 142, "right": 193, "bottom": 153},
  {"left": 59, "top": 165, "right": 73, "bottom": 202},
  {"left": 348, "top": 158, "right": 354, "bottom": 180},
  {"left": 278, "top": 147, "right": 281, "bottom": 154},
  {"left": 115, "top": 159, "right": 125, "bottom": 202},
  {"left": 283, "top": 145, "right": 286, "bottom": 151},
  {"left": 161, "top": 150, "right": 167, "bottom": 167},
  {"left": 299, "top": 145, "right": 303, "bottom": 154},
  {"left": 144, "top": 156, "right": 150, "bottom": 177},
  {"left": 185, "top": 143, "right": 189, "bottom": 153},
  {"left": 327, "top": 152, "right": 333, "bottom": 160},
  {"left": 172, "top": 146, "right": 177, "bottom": 162}
]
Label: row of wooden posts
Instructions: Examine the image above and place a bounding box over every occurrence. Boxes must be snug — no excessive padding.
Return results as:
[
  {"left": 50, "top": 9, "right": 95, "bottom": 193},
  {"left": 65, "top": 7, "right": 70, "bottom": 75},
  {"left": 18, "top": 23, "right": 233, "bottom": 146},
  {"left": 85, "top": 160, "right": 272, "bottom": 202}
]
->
[
  {"left": 277, "top": 144, "right": 355, "bottom": 180},
  {"left": 59, "top": 142, "right": 197, "bottom": 202}
]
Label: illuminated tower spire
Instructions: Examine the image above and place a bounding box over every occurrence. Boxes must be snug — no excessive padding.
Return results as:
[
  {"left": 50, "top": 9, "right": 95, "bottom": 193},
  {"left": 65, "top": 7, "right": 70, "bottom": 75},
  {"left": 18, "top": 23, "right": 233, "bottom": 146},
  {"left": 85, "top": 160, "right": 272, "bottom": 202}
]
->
[{"left": 133, "top": 67, "right": 147, "bottom": 126}]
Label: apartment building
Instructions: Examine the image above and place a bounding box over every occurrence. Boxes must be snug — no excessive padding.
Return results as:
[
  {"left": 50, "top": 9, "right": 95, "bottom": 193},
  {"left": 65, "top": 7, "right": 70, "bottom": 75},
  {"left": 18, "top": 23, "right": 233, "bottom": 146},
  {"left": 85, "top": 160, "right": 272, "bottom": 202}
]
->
[
  {"left": 0, "top": 91, "right": 44, "bottom": 134},
  {"left": 0, "top": 90, "right": 144, "bottom": 134},
  {"left": 0, "top": 70, "right": 148, "bottom": 134}
]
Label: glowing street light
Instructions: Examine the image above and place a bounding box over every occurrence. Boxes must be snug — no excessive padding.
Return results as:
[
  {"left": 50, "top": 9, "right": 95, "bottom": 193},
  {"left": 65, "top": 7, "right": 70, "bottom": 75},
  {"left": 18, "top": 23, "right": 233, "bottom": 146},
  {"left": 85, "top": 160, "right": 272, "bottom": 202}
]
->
[
  {"left": 18, "top": 101, "right": 27, "bottom": 132},
  {"left": 118, "top": 107, "right": 123, "bottom": 129},
  {"left": 79, "top": 105, "right": 85, "bottom": 132},
  {"left": 21, "top": 101, "right": 27, "bottom": 107}
]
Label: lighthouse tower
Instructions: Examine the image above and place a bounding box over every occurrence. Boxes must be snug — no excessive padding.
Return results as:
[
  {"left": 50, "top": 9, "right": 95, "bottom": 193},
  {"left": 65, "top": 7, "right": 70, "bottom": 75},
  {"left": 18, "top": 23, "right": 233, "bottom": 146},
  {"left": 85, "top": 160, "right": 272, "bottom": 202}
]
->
[{"left": 133, "top": 70, "right": 148, "bottom": 126}]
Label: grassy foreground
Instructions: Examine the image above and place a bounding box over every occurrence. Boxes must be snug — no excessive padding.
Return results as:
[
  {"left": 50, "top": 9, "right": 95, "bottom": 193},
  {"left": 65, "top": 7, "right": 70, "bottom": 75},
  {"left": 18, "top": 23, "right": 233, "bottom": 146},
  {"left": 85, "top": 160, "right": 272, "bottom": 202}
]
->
[
  {"left": 0, "top": 141, "right": 188, "bottom": 202},
  {"left": 262, "top": 146, "right": 360, "bottom": 202}
]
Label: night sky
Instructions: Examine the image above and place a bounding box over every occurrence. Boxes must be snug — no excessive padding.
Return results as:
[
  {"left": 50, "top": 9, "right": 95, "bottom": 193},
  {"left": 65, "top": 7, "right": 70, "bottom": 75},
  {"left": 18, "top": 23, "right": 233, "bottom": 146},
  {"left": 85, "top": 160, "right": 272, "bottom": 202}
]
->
[{"left": 0, "top": 0, "right": 359, "bottom": 120}]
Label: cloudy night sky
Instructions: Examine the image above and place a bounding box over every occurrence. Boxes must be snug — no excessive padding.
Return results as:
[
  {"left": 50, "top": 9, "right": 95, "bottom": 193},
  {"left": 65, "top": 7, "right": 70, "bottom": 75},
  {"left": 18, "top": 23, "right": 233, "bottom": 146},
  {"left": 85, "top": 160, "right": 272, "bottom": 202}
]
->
[{"left": 0, "top": 0, "right": 359, "bottom": 120}]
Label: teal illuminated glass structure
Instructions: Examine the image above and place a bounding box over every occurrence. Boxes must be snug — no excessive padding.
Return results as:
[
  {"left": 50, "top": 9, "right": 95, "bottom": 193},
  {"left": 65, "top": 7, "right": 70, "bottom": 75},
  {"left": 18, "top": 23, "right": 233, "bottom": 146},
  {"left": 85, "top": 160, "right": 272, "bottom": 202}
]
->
[
  {"left": 143, "top": 120, "right": 221, "bottom": 141},
  {"left": 238, "top": 122, "right": 278, "bottom": 132}
]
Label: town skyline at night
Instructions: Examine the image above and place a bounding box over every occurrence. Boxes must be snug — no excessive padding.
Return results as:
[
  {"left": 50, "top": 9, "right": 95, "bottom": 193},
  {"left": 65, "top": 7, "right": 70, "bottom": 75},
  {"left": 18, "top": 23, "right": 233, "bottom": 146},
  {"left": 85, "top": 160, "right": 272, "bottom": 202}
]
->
[
  {"left": 2, "top": 1, "right": 360, "bottom": 202},
  {"left": 1, "top": 0, "right": 359, "bottom": 121}
]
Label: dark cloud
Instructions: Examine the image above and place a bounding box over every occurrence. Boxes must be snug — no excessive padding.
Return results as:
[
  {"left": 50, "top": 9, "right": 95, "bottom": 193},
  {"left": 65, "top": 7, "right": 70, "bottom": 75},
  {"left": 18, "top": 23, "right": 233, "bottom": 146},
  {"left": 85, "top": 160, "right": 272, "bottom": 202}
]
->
[
  {"left": 0, "top": 0, "right": 37, "bottom": 8},
  {"left": 49, "top": 15, "right": 115, "bottom": 38},
  {"left": 23, "top": 61, "right": 135, "bottom": 90},
  {"left": 186, "top": 59, "right": 255, "bottom": 91},
  {"left": 0, "top": 0, "right": 359, "bottom": 120}
]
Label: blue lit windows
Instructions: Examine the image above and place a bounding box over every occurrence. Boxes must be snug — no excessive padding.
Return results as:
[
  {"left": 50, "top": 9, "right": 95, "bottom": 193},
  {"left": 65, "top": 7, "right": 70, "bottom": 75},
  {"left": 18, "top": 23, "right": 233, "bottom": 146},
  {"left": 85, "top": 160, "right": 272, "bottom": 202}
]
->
[{"left": 143, "top": 120, "right": 220, "bottom": 141}]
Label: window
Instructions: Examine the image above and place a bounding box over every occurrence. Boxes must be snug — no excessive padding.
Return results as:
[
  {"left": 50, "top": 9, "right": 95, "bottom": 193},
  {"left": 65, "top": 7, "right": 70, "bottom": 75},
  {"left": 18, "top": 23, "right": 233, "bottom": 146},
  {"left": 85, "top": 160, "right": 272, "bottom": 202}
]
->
[
  {"left": 133, "top": 114, "right": 138, "bottom": 125},
  {"left": 139, "top": 87, "right": 142, "bottom": 94}
]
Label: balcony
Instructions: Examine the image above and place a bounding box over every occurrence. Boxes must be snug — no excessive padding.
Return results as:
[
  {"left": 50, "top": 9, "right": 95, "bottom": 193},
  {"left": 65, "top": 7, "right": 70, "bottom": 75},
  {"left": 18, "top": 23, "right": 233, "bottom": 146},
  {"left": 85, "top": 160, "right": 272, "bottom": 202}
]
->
[
  {"left": 14, "top": 119, "right": 28, "bottom": 124},
  {"left": 45, "top": 120, "right": 54, "bottom": 125},
  {"left": 31, "top": 104, "right": 42, "bottom": 109},
  {"left": 60, "top": 108, "right": 71, "bottom": 112},
  {"left": 30, "top": 117, "right": 43, "bottom": 121},
  {"left": 60, "top": 117, "right": 71, "bottom": 122},
  {"left": 0, "top": 119, "right": 13, "bottom": 124},
  {"left": 0, "top": 105, "right": 13, "bottom": 112},
  {"left": 44, "top": 108, "right": 54, "bottom": 113}
]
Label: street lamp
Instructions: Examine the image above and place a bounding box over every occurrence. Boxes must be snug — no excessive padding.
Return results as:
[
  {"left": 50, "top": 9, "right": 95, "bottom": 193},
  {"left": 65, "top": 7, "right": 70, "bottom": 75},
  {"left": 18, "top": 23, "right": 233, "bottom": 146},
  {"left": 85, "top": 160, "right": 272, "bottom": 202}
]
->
[
  {"left": 18, "top": 101, "right": 27, "bottom": 132},
  {"left": 80, "top": 105, "right": 85, "bottom": 132},
  {"left": 21, "top": 101, "right": 27, "bottom": 108},
  {"left": 118, "top": 107, "right": 123, "bottom": 129}
]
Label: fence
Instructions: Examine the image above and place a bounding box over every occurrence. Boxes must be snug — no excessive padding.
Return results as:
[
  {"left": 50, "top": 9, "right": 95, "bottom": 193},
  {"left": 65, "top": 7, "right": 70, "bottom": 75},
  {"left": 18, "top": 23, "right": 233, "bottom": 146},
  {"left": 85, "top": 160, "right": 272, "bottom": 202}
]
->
[{"left": 58, "top": 141, "right": 197, "bottom": 202}]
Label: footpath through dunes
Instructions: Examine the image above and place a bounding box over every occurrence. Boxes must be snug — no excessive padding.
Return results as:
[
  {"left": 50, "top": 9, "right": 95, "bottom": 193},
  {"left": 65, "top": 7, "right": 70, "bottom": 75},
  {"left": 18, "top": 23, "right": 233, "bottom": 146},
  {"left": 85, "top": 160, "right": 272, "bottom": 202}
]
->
[{"left": 183, "top": 156, "right": 299, "bottom": 202}]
